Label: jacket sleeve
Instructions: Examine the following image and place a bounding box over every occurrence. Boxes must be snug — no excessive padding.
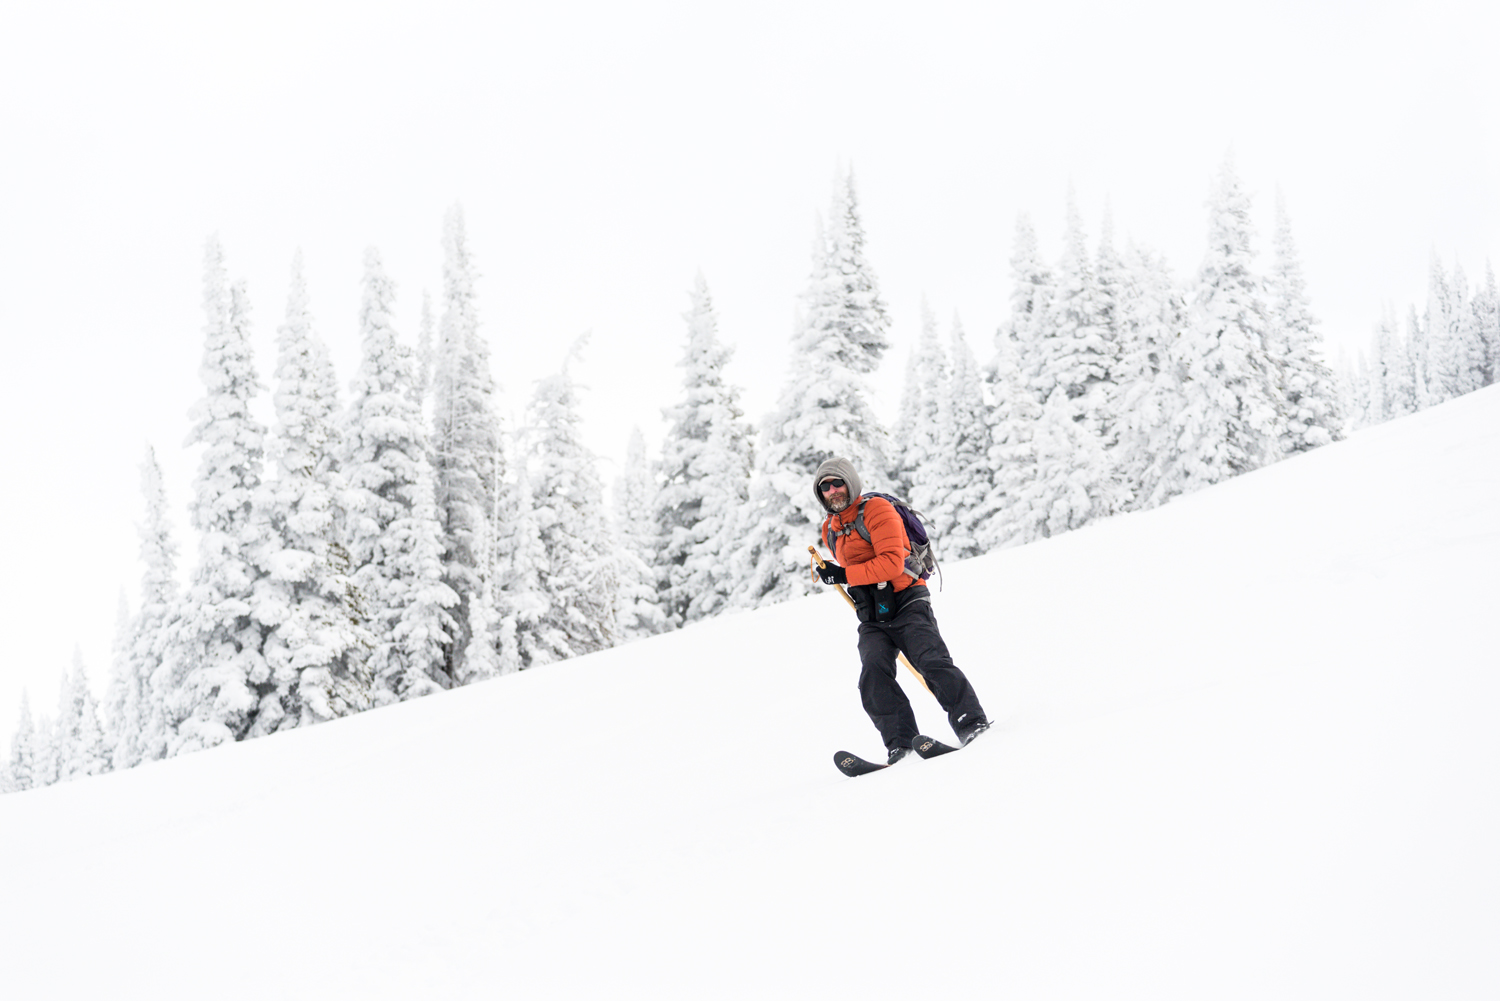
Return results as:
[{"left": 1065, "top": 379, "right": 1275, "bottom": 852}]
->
[{"left": 843, "top": 499, "right": 909, "bottom": 587}]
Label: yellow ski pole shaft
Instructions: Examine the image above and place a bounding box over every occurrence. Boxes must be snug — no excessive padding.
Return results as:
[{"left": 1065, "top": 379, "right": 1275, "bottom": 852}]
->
[{"left": 809, "top": 546, "right": 930, "bottom": 694}]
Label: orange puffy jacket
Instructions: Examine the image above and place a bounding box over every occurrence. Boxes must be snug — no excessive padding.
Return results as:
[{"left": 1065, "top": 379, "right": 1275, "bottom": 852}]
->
[{"left": 821, "top": 496, "right": 916, "bottom": 593}]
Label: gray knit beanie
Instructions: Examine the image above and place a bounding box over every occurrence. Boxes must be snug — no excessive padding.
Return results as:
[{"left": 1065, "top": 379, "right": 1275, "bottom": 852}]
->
[{"left": 812, "top": 457, "right": 863, "bottom": 512}]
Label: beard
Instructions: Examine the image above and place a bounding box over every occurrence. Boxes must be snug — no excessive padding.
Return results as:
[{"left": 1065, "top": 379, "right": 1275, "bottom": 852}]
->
[{"left": 826, "top": 493, "right": 851, "bottom": 512}]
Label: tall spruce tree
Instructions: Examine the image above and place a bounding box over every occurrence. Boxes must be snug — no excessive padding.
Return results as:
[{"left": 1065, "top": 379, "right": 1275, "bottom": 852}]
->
[
  {"left": 341, "top": 248, "right": 457, "bottom": 705},
  {"left": 166, "top": 241, "right": 269, "bottom": 754},
  {"left": 615, "top": 428, "right": 668, "bottom": 640},
  {"left": 1266, "top": 193, "right": 1344, "bottom": 453},
  {"left": 430, "top": 204, "right": 502, "bottom": 685},
  {"left": 977, "top": 216, "right": 1053, "bottom": 549},
  {"left": 734, "top": 169, "right": 892, "bottom": 607},
  {"left": 133, "top": 447, "right": 181, "bottom": 763},
  {"left": 1020, "top": 192, "right": 1125, "bottom": 534},
  {"left": 494, "top": 456, "right": 550, "bottom": 672},
  {"left": 56, "top": 651, "right": 107, "bottom": 781},
  {"left": 525, "top": 338, "right": 620, "bottom": 660},
  {"left": 1152, "top": 154, "right": 1281, "bottom": 505},
  {"left": 934, "top": 314, "right": 992, "bottom": 558},
  {"left": 253, "top": 252, "right": 370, "bottom": 732},
  {"left": 6, "top": 692, "right": 37, "bottom": 792},
  {"left": 654, "top": 274, "right": 754, "bottom": 628},
  {"left": 905, "top": 298, "right": 951, "bottom": 518}
]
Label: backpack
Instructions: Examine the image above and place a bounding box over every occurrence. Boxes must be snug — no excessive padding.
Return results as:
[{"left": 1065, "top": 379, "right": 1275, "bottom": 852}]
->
[{"left": 822, "top": 492, "right": 940, "bottom": 584}]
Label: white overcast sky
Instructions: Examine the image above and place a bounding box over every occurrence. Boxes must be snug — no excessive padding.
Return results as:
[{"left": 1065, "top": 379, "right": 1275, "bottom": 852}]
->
[{"left": 2, "top": 0, "right": 1497, "bottom": 730}]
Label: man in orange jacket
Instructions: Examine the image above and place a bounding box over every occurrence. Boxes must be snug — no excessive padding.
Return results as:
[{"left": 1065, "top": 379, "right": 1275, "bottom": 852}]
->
[{"left": 811, "top": 456, "right": 989, "bottom": 764}]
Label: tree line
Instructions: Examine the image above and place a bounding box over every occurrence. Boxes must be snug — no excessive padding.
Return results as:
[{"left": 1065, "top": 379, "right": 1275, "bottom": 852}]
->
[{"left": 5, "top": 155, "right": 1393, "bottom": 791}]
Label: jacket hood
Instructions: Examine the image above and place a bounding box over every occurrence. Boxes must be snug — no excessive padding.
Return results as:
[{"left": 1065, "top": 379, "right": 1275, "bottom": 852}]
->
[{"left": 813, "top": 457, "right": 863, "bottom": 513}]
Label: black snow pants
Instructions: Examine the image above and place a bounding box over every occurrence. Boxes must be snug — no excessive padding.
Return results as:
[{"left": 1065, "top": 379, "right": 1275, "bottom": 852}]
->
[{"left": 854, "top": 584, "right": 986, "bottom": 750}]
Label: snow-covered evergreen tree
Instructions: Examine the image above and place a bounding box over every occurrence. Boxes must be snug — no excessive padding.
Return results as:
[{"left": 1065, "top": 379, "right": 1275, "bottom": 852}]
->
[
  {"left": 1406, "top": 303, "right": 1432, "bottom": 412},
  {"left": 995, "top": 212, "right": 1053, "bottom": 400},
  {"left": 1374, "top": 305, "right": 1415, "bottom": 421},
  {"left": 1266, "top": 193, "right": 1343, "bottom": 453},
  {"left": 430, "top": 204, "right": 502, "bottom": 685},
  {"left": 615, "top": 428, "right": 668, "bottom": 641},
  {"left": 341, "top": 248, "right": 457, "bottom": 706},
  {"left": 56, "top": 650, "right": 107, "bottom": 781},
  {"left": 1423, "top": 253, "right": 1461, "bottom": 406},
  {"left": 524, "top": 337, "right": 620, "bottom": 659},
  {"left": 1152, "top": 154, "right": 1281, "bottom": 505},
  {"left": 905, "top": 298, "right": 951, "bottom": 519},
  {"left": 888, "top": 350, "right": 923, "bottom": 498},
  {"left": 1448, "top": 263, "right": 1487, "bottom": 398},
  {"left": 1111, "top": 242, "right": 1186, "bottom": 509},
  {"left": 252, "top": 252, "right": 370, "bottom": 733},
  {"left": 494, "top": 456, "right": 551, "bottom": 673},
  {"left": 654, "top": 274, "right": 755, "bottom": 628},
  {"left": 164, "top": 241, "right": 269, "bottom": 754},
  {"left": 734, "top": 170, "right": 893, "bottom": 607},
  {"left": 126, "top": 447, "right": 182, "bottom": 764},
  {"left": 1019, "top": 192, "right": 1126, "bottom": 532},
  {"left": 933, "top": 314, "right": 992, "bottom": 558},
  {"left": 1475, "top": 262, "right": 1499, "bottom": 389},
  {"left": 100, "top": 591, "right": 137, "bottom": 769},
  {"left": 7, "top": 692, "right": 37, "bottom": 792},
  {"left": 975, "top": 217, "right": 1053, "bottom": 550}
]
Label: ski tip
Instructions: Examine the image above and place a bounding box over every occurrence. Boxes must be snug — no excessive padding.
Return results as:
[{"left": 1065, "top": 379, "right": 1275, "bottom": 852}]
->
[
  {"left": 833, "top": 750, "right": 887, "bottom": 777},
  {"left": 912, "top": 734, "right": 960, "bottom": 759}
]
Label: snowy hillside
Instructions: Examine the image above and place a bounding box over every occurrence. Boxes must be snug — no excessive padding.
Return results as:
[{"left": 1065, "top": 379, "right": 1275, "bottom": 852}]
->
[{"left": 4, "top": 387, "right": 1498, "bottom": 1000}]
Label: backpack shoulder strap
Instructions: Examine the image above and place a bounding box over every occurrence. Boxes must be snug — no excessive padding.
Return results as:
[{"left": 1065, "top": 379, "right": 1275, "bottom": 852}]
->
[
  {"left": 824, "top": 496, "right": 871, "bottom": 555},
  {"left": 850, "top": 496, "right": 873, "bottom": 545}
]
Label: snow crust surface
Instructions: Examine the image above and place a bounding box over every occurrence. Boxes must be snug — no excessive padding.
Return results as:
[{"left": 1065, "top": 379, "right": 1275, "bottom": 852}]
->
[{"left": 3, "top": 388, "right": 1498, "bottom": 999}]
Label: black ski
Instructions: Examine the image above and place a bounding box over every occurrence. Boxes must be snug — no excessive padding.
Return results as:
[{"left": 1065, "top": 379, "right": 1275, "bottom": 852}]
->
[
  {"left": 912, "top": 734, "right": 962, "bottom": 759},
  {"left": 833, "top": 750, "right": 889, "bottom": 777}
]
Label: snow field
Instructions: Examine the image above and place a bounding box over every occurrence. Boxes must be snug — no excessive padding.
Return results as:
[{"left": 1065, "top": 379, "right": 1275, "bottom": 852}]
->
[{"left": 3, "top": 387, "right": 1498, "bottom": 999}]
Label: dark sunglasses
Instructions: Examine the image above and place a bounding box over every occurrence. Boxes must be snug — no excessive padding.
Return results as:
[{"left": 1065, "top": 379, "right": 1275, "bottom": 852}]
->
[{"left": 818, "top": 478, "right": 847, "bottom": 494}]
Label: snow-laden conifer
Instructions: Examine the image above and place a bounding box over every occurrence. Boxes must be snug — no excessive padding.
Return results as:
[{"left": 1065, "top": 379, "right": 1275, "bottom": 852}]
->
[
  {"left": 341, "top": 248, "right": 457, "bottom": 705},
  {"left": 1374, "top": 305, "right": 1416, "bottom": 421},
  {"left": 494, "top": 457, "right": 551, "bottom": 673},
  {"left": 165, "top": 241, "right": 269, "bottom": 754},
  {"left": 974, "top": 332, "right": 1041, "bottom": 550},
  {"left": 56, "top": 650, "right": 107, "bottom": 781},
  {"left": 1266, "top": 193, "right": 1344, "bottom": 453},
  {"left": 654, "top": 274, "right": 754, "bottom": 627},
  {"left": 126, "top": 447, "right": 182, "bottom": 764},
  {"left": 430, "top": 205, "right": 502, "bottom": 685},
  {"left": 6, "top": 692, "right": 37, "bottom": 792},
  {"left": 1475, "top": 262, "right": 1499, "bottom": 388},
  {"left": 524, "top": 338, "right": 619, "bottom": 659},
  {"left": 252, "top": 252, "right": 370, "bottom": 732},
  {"left": 101, "top": 592, "right": 138, "bottom": 769},
  {"left": 1423, "top": 254, "right": 1463, "bottom": 406},
  {"left": 934, "top": 315, "right": 992, "bottom": 558},
  {"left": 905, "top": 299, "right": 951, "bottom": 519},
  {"left": 1406, "top": 304, "right": 1432, "bottom": 412},
  {"left": 458, "top": 449, "right": 501, "bottom": 686},
  {"left": 734, "top": 173, "right": 892, "bottom": 608},
  {"left": 1110, "top": 242, "right": 1186, "bottom": 509},
  {"left": 1020, "top": 193, "right": 1126, "bottom": 530},
  {"left": 31, "top": 713, "right": 59, "bottom": 788},
  {"left": 616, "top": 428, "right": 669, "bottom": 641},
  {"left": 975, "top": 218, "right": 1053, "bottom": 549},
  {"left": 1152, "top": 154, "right": 1281, "bottom": 505},
  {"left": 888, "top": 350, "right": 923, "bottom": 498},
  {"left": 998, "top": 213, "right": 1054, "bottom": 403}
]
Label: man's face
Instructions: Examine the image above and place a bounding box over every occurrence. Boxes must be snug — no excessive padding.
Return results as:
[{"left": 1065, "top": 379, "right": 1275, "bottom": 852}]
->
[{"left": 820, "top": 477, "right": 851, "bottom": 512}]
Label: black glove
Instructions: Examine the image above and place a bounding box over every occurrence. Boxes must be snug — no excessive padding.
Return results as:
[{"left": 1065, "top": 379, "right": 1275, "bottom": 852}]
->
[{"left": 816, "top": 561, "right": 848, "bottom": 586}]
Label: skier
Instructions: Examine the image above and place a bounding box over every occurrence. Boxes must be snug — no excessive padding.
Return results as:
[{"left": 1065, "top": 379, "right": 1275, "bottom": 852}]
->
[{"left": 811, "top": 456, "right": 990, "bottom": 764}]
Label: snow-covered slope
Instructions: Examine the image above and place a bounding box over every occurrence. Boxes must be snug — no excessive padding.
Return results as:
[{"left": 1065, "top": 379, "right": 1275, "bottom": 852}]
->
[{"left": 5, "top": 388, "right": 1498, "bottom": 1000}]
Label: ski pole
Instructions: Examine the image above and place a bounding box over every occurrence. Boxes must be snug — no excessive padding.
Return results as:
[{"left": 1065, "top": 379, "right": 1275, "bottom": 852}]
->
[{"left": 809, "top": 546, "right": 931, "bottom": 694}]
